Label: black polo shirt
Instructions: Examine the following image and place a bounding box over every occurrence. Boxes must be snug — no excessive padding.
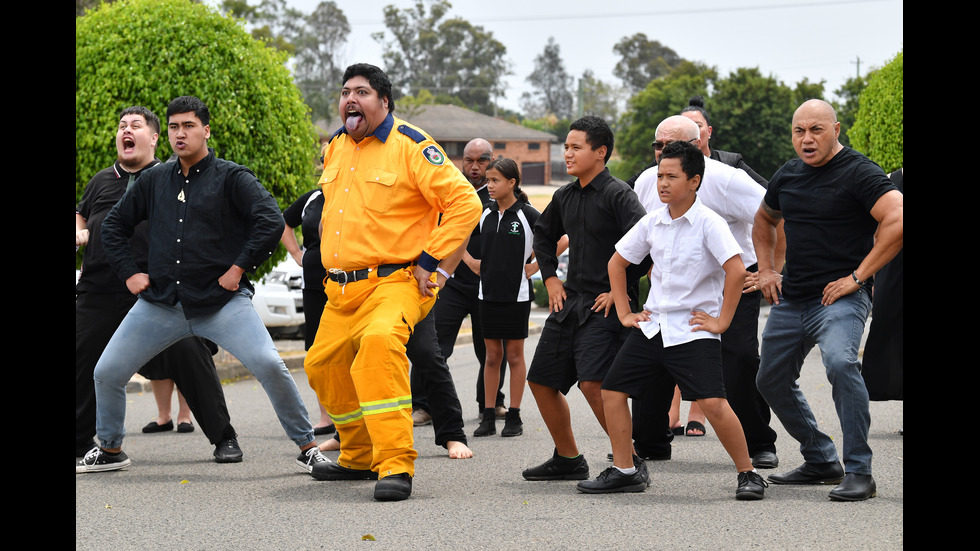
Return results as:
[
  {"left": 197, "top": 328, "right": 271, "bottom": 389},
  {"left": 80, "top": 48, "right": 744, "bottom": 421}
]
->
[{"left": 477, "top": 199, "right": 540, "bottom": 302}]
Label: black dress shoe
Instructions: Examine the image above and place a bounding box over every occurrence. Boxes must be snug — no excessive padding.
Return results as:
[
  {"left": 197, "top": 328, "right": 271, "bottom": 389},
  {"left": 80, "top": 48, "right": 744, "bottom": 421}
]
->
[
  {"left": 768, "top": 462, "right": 844, "bottom": 485},
  {"left": 141, "top": 420, "right": 174, "bottom": 433},
  {"left": 312, "top": 462, "right": 378, "bottom": 481},
  {"left": 177, "top": 422, "right": 195, "bottom": 433},
  {"left": 213, "top": 438, "right": 244, "bottom": 463},
  {"left": 375, "top": 473, "right": 412, "bottom": 501},
  {"left": 752, "top": 451, "right": 779, "bottom": 469},
  {"left": 736, "top": 471, "right": 768, "bottom": 500},
  {"left": 829, "top": 473, "right": 876, "bottom": 501}
]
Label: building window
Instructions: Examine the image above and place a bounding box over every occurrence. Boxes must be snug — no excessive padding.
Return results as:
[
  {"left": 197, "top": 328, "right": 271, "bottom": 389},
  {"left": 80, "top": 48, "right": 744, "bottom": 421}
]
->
[
  {"left": 528, "top": 142, "right": 541, "bottom": 150},
  {"left": 441, "top": 141, "right": 466, "bottom": 156},
  {"left": 494, "top": 142, "right": 506, "bottom": 150}
]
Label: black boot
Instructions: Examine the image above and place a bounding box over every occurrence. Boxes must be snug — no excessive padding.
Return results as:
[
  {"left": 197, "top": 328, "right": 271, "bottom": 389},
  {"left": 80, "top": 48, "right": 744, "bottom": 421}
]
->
[
  {"left": 473, "top": 408, "right": 496, "bottom": 437},
  {"left": 501, "top": 408, "right": 523, "bottom": 437}
]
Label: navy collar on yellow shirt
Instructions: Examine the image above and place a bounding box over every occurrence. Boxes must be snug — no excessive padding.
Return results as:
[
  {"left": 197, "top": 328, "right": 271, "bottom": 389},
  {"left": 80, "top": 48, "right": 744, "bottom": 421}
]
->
[{"left": 331, "top": 112, "right": 395, "bottom": 144}]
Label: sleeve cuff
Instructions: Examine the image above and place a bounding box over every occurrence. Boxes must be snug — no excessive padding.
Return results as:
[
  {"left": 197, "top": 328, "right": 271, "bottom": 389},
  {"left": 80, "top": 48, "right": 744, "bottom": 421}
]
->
[{"left": 416, "top": 251, "right": 440, "bottom": 272}]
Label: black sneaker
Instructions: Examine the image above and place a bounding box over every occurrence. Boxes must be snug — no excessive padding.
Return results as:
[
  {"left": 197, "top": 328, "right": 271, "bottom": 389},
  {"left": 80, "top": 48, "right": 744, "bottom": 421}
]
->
[
  {"left": 374, "top": 472, "right": 412, "bottom": 501},
  {"left": 501, "top": 408, "right": 523, "bottom": 437},
  {"left": 736, "top": 470, "right": 768, "bottom": 500},
  {"left": 213, "top": 438, "right": 244, "bottom": 463},
  {"left": 312, "top": 461, "right": 378, "bottom": 481},
  {"left": 577, "top": 467, "right": 647, "bottom": 494},
  {"left": 522, "top": 449, "right": 589, "bottom": 481},
  {"left": 296, "top": 446, "right": 330, "bottom": 473},
  {"left": 76, "top": 447, "right": 131, "bottom": 474}
]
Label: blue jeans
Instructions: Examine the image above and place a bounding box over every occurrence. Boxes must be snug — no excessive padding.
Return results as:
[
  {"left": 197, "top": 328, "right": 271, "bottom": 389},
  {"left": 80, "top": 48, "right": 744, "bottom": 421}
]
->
[
  {"left": 93, "top": 293, "right": 314, "bottom": 450},
  {"left": 756, "top": 288, "right": 873, "bottom": 474}
]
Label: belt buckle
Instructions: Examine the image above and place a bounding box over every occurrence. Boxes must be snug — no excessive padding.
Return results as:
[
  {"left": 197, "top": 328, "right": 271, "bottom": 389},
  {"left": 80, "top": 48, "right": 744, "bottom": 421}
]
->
[{"left": 328, "top": 268, "right": 348, "bottom": 285}]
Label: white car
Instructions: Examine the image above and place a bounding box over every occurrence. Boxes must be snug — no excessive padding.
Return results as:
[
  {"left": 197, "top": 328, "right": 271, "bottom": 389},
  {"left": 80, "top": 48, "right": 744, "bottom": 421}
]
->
[{"left": 251, "top": 257, "right": 305, "bottom": 337}]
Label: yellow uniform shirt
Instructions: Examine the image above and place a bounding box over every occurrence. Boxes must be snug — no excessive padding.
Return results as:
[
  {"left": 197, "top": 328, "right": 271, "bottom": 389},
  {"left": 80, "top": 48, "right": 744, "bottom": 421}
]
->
[{"left": 318, "top": 113, "right": 481, "bottom": 272}]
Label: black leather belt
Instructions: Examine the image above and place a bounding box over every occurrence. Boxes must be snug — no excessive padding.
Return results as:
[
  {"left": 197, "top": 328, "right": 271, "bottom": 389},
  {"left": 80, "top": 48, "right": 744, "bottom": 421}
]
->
[{"left": 327, "top": 263, "right": 410, "bottom": 284}]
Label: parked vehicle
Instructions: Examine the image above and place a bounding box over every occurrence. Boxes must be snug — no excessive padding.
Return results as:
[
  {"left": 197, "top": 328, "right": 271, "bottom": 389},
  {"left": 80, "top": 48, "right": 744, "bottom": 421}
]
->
[{"left": 251, "top": 257, "right": 305, "bottom": 338}]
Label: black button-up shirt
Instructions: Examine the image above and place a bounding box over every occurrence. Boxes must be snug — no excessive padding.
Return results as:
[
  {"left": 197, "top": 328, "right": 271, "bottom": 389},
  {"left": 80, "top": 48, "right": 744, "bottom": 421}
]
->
[
  {"left": 533, "top": 168, "right": 649, "bottom": 324},
  {"left": 102, "top": 149, "right": 284, "bottom": 319}
]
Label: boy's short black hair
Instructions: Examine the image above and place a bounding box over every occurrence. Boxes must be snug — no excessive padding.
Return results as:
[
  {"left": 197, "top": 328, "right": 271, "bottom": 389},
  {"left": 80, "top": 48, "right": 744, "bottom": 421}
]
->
[
  {"left": 659, "top": 140, "right": 704, "bottom": 190},
  {"left": 167, "top": 96, "right": 210, "bottom": 126},
  {"left": 569, "top": 115, "right": 614, "bottom": 163},
  {"left": 342, "top": 63, "right": 395, "bottom": 114},
  {"left": 119, "top": 105, "right": 160, "bottom": 135}
]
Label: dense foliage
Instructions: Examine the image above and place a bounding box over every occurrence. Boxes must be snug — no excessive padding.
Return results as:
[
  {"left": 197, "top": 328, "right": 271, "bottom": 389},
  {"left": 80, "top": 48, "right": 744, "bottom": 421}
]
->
[
  {"left": 849, "top": 51, "right": 903, "bottom": 172},
  {"left": 76, "top": 0, "right": 321, "bottom": 275}
]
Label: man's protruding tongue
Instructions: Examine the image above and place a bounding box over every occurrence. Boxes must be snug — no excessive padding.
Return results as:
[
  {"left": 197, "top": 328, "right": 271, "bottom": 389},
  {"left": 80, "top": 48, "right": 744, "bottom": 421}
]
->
[{"left": 346, "top": 113, "right": 362, "bottom": 133}]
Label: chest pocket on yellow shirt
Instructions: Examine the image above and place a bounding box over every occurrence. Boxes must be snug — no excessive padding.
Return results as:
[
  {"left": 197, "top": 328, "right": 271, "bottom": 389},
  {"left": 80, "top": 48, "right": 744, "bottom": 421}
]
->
[
  {"left": 363, "top": 169, "right": 397, "bottom": 213},
  {"left": 319, "top": 168, "right": 339, "bottom": 187}
]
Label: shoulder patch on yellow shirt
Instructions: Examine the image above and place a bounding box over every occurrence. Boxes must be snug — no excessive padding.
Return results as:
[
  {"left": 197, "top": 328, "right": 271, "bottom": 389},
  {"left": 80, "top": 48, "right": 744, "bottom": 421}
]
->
[{"left": 422, "top": 145, "right": 445, "bottom": 166}]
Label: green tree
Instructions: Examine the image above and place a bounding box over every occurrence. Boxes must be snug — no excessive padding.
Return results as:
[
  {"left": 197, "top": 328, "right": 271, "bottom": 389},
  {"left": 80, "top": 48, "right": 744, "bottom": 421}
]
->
[
  {"left": 709, "top": 67, "right": 798, "bottom": 180},
  {"left": 522, "top": 37, "right": 574, "bottom": 119},
  {"left": 849, "top": 51, "right": 902, "bottom": 172},
  {"left": 614, "top": 61, "right": 715, "bottom": 180},
  {"left": 577, "top": 70, "right": 623, "bottom": 131},
  {"left": 613, "top": 33, "right": 685, "bottom": 94},
  {"left": 76, "top": 0, "right": 320, "bottom": 275},
  {"left": 219, "top": 0, "right": 303, "bottom": 55},
  {"left": 292, "top": 2, "right": 350, "bottom": 122},
  {"left": 833, "top": 73, "right": 871, "bottom": 149},
  {"left": 373, "top": 0, "right": 510, "bottom": 115}
]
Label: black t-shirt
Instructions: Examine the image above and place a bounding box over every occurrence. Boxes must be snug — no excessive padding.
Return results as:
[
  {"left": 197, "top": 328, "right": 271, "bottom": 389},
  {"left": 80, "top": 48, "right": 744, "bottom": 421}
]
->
[
  {"left": 765, "top": 147, "right": 896, "bottom": 301},
  {"left": 76, "top": 160, "right": 159, "bottom": 294}
]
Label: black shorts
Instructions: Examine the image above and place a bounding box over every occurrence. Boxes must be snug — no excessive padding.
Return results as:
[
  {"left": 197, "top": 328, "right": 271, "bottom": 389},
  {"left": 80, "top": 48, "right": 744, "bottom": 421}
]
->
[
  {"left": 479, "top": 300, "right": 531, "bottom": 340},
  {"left": 526, "top": 309, "right": 628, "bottom": 394},
  {"left": 601, "top": 330, "right": 727, "bottom": 401}
]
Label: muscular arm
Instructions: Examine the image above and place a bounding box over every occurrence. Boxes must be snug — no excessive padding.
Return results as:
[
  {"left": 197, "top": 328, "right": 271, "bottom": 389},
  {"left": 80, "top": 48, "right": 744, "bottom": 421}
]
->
[
  {"left": 753, "top": 201, "right": 784, "bottom": 305},
  {"left": 821, "top": 189, "right": 903, "bottom": 306}
]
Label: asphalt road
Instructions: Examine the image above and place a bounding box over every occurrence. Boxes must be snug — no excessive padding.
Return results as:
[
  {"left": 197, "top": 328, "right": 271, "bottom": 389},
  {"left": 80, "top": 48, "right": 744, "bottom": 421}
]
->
[{"left": 75, "top": 304, "right": 903, "bottom": 550}]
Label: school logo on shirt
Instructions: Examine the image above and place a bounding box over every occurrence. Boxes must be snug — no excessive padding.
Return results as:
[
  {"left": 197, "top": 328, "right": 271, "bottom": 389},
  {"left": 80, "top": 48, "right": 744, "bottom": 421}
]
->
[
  {"left": 509, "top": 221, "right": 521, "bottom": 235},
  {"left": 422, "top": 145, "right": 445, "bottom": 166}
]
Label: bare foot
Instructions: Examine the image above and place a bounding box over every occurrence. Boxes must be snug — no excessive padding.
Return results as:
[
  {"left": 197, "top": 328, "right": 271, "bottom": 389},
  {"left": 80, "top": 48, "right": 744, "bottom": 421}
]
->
[
  {"left": 447, "top": 440, "right": 473, "bottom": 459},
  {"left": 318, "top": 436, "right": 340, "bottom": 452}
]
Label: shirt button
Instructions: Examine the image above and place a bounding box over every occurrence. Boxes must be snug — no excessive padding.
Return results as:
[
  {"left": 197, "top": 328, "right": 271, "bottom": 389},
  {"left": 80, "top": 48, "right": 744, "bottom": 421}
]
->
[
  {"left": 350, "top": 167, "right": 354, "bottom": 171},
  {"left": 339, "top": 210, "right": 343, "bottom": 213}
]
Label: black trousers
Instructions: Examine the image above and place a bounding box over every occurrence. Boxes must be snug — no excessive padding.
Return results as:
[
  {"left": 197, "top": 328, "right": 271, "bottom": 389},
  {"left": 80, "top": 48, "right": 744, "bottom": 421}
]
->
[
  {"left": 631, "top": 291, "right": 776, "bottom": 457},
  {"left": 76, "top": 291, "right": 236, "bottom": 450},
  {"left": 419, "top": 278, "right": 504, "bottom": 411},
  {"left": 406, "top": 309, "right": 467, "bottom": 447}
]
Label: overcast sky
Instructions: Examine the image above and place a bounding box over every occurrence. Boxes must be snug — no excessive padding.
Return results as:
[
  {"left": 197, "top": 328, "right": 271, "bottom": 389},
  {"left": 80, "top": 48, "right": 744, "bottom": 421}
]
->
[{"left": 280, "top": 0, "right": 903, "bottom": 112}]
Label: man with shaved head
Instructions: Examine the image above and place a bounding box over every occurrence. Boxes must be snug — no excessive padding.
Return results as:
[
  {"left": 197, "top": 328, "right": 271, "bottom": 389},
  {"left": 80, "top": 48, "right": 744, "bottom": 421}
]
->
[
  {"left": 754, "top": 99, "right": 903, "bottom": 501},
  {"left": 629, "top": 115, "right": 778, "bottom": 469}
]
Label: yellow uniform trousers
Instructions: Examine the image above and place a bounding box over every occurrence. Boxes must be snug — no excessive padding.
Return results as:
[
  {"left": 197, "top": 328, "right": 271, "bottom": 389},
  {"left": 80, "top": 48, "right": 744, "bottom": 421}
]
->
[{"left": 305, "top": 268, "right": 436, "bottom": 478}]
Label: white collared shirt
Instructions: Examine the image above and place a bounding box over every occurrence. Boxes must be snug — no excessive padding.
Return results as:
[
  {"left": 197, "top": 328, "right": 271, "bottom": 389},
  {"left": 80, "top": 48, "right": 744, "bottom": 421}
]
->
[
  {"left": 616, "top": 196, "right": 742, "bottom": 347},
  {"left": 633, "top": 157, "right": 763, "bottom": 266}
]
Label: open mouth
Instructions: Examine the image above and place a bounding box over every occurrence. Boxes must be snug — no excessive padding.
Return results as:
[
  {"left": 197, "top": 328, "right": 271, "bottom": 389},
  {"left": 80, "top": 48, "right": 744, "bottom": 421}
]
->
[
  {"left": 122, "top": 136, "right": 136, "bottom": 153},
  {"left": 345, "top": 108, "right": 363, "bottom": 133}
]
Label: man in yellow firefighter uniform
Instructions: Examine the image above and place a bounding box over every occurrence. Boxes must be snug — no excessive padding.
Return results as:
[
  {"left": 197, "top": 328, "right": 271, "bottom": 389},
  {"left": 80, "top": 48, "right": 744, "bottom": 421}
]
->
[{"left": 304, "top": 63, "right": 482, "bottom": 501}]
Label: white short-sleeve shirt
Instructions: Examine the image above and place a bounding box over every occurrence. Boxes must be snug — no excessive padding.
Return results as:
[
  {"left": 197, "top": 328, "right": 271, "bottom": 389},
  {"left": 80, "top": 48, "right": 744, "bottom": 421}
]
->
[
  {"left": 616, "top": 196, "right": 742, "bottom": 347},
  {"left": 633, "top": 157, "right": 763, "bottom": 266}
]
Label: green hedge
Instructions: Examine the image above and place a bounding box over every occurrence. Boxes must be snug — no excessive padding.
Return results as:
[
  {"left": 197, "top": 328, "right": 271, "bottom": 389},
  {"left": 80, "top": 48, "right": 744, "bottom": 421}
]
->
[
  {"left": 76, "top": 0, "right": 320, "bottom": 276},
  {"left": 848, "top": 51, "right": 903, "bottom": 172}
]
